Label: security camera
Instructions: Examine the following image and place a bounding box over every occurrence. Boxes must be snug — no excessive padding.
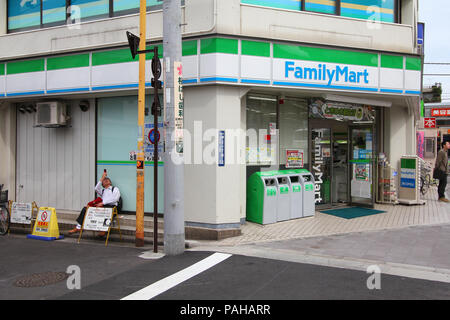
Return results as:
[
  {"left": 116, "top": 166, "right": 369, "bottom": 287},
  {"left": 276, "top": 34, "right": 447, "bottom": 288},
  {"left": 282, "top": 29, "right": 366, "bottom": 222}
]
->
[
  {"left": 79, "top": 101, "right": 90, "bottom": 112},
  {"left": 26, "top": 104, "right": 36, "bottom": 113},
  {"left": 18, "top": 105, "right": 26, "bottom": 113}
]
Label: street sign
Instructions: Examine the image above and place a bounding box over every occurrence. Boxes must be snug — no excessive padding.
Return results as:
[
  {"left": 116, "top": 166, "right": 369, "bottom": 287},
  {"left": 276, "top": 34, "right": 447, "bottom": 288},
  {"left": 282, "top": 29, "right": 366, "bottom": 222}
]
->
[
  {"left": 148, "top": 128, "right": 161, "bottom": 145},
  {"left": 27, "top": 207, "right": 63, "bottom": 241},
  {"left": 83, "top": 207, "right": 113, "bottom": 232},
  {"left": 218, "top": 130, "right": 225, "bottom": 167},
  {"left": 424, "top": 117, "right": 436, "bottom": 128},
  {"left": 431, "top": 108, "right": 450, "bottom": 117},
  {"left": 11, "top": 202, "right": 32, "bottom": 224}
]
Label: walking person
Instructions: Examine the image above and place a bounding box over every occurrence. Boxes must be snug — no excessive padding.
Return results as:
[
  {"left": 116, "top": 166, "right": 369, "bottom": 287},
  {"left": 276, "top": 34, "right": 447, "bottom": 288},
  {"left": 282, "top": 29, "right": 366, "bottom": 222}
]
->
[
  {"left": 69, "top": 170, "right": 121, "bottom": 236},
  {"left": 434, "top": 140, "right": 449, "bottom": 202}
]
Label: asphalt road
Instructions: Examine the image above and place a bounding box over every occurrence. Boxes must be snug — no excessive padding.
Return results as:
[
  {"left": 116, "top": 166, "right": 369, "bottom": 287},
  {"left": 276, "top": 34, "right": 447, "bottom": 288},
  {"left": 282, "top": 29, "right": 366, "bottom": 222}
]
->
[{"left": 0, "top": 235, "right": 449, "bottom": 303}]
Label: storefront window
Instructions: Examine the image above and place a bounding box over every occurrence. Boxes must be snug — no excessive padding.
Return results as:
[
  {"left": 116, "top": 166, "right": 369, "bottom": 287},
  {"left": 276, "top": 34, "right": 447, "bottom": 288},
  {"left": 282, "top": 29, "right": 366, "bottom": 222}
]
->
[
  {"left": 8, "top": 0, "right": 41, "bottom": 31},
  {"left": 241, "top": 0, "right": 302, "bottom": 11},
  {"left": 7, "top": 0, "right": 179, "bottom": 33},
  {"left": 97, "top": 95, "right": 164, "bottom": 213},
  {"left": 341, "top": 0, "right": 395, "bottom": 23},
  {"left": 246, "top": 94, "right": 277, "bottom": 166},
  {"left": 241, "top": 0, "right": 398, "bottom": 23},
  {"left": 279, "top": 98, "right": 309, "bottom": 168},
  {"left": 113, "top": 0, "right": 164, "bottom": 14},
  {"left": 43, "top": 0, "right": 66, "bottom": 25},
  {"left": 305, "top": 0, "right": 336, "bottom": 14},
  {"left": 71, "top": 0, "right": 109, "bottom": 20}
]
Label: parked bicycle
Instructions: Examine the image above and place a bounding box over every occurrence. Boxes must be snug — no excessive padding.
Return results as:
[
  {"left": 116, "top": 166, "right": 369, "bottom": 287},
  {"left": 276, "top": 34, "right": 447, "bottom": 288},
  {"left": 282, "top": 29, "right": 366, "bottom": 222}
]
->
[
  {"left": 0, "top": 184, "right": 10, "bottom": 235},
  {"left": 419, "top": 160, "right": 434, "bottom": 196}
]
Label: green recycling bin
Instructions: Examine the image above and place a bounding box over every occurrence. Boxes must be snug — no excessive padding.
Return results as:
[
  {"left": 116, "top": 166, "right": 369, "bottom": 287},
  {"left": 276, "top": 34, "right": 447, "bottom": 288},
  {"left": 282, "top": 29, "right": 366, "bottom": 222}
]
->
[
  {"left": 286, "top": 172, "right": 303, "bottom": 219},
  {"left": 297, "top": 169, "right": 315, "bottom": 217},
  {"left": 276, "top": 175, "right": 291, "bottom": 222},
  {"left": 246, "top": 171, "right": 278, "bottom": 225}
]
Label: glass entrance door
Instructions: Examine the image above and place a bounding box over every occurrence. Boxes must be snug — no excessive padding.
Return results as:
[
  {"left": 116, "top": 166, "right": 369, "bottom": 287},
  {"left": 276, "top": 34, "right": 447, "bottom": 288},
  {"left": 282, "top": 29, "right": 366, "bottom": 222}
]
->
[
  {"left": 349, "top": 126, "right": 375, "bottom": 208},
  {"left": 311, "top": 128, "right": 332, "bottom": 208},
  {"left": 332, "top": 130, "right": 349, "bottom": 205}
]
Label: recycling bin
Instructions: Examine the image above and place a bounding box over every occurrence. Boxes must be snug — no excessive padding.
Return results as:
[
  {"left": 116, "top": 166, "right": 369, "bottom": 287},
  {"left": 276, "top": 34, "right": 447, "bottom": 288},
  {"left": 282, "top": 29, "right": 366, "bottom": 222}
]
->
[
  {"left": 246, "top": 171, "right": 278, "bottom": 225},
  {"left": 276, "top": 175, "right": 291, "bottom": 222},
  {"left": 287, "top": 174, "right": 303, "bottom": 219},
  {"left": 298, "top": 169, "right": 315, "bottom": 217}
]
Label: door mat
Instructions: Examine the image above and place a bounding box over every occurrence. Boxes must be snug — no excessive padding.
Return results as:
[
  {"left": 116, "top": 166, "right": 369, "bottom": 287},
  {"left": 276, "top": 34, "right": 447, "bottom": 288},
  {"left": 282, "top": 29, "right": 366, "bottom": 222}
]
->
[{"left": 320, "top": 207, "right": 386, "bottom": 219}]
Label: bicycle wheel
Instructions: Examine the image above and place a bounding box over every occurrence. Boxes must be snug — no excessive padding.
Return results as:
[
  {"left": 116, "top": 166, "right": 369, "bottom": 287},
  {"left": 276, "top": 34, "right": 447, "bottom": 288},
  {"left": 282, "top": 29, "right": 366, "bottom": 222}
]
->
[
  {"left": 0, "top": 206, "right": 10, "bottom": 235},
  {"left": 421, "top": 175, "right": 430, "bottom": 196}
]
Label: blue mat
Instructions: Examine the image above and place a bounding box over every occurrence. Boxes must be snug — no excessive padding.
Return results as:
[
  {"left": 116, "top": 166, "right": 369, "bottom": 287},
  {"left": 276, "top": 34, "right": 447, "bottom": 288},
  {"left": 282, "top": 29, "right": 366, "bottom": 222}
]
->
[{"left": 320, "top": 207, "right": 386, "bottom": 219}]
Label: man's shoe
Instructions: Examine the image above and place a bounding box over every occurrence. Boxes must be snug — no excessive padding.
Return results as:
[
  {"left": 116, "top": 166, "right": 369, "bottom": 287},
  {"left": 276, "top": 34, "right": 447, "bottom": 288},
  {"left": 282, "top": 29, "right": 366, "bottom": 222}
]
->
[
  {"left": 68, "top": 227, "right": 81, "bottom": 234},
  {"left": 439, "top": 197, "right": 449, "bottom": 202}
]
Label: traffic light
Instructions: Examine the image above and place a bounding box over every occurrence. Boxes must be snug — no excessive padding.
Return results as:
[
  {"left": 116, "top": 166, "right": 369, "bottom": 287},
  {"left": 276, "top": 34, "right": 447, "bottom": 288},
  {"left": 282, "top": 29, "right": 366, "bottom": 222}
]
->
[
  {"left": 125, "top": 31, "right": 162, "bottom": 116},
  {"left": 151, "top": 46, "right": 162, "bottom": 116},
  {"left": 126, "top": 31, "right": 140, "bottom": 59}
]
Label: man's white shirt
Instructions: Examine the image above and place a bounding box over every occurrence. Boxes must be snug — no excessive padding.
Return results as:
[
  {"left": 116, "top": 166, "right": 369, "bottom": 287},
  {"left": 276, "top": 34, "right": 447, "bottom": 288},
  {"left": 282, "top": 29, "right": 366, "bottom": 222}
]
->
[{"left": 95, "top": 181, "right": 120, "bottom": 206}]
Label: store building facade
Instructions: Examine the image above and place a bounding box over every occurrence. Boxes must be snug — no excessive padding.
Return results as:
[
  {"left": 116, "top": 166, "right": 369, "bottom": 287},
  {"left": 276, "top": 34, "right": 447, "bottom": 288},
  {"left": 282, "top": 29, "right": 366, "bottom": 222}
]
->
[
  {"left": 417, "top": 102, "right": 450, "bottom": 168},
  {"left": 0, "top": 0, "right": 422, "bottom": 239}
]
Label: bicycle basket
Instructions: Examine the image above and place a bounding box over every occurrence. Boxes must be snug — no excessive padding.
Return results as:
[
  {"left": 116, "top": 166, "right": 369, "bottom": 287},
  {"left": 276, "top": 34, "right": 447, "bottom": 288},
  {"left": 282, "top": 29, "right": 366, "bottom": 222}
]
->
[{"left": 0, "top": 190, "right": 8, "bottom": 203}]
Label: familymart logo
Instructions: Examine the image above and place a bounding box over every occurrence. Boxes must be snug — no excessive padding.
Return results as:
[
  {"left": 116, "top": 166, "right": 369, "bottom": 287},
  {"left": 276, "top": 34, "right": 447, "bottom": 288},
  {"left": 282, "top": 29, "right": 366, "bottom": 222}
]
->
[{"left": 284, "top": 61, "right": 371, "bottom": 86}]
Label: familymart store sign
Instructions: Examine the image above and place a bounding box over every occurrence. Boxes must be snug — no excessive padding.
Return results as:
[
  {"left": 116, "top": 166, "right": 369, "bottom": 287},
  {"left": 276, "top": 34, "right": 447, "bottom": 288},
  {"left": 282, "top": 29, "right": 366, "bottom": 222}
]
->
[
  {"left": 0, "top": 37, "right": 421, "bottom": 98},
  {"left": 277, "top": 60, "right": 377, "bottom": 91}
]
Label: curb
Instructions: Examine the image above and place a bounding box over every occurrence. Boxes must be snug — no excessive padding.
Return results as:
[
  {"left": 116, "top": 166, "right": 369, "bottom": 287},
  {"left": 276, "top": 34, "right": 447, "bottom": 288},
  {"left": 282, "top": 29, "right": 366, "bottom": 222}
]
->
[{"left": 188, "top": 244, "right": 450, "bottom": 284}]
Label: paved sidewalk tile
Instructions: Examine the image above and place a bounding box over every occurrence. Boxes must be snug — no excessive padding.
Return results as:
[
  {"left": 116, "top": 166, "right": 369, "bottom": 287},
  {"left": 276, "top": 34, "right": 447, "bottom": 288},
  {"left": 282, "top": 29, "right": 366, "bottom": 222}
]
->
[{"left": 209, "top": 186, "right": 450, "bottom": 247}]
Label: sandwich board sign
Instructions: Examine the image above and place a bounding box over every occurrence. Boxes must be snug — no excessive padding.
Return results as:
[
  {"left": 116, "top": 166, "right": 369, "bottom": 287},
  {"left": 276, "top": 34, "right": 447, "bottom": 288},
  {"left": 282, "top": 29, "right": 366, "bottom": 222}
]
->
[
  {"left": 82, "top": 207, "right": 113, "bottom": 232},
  {"left": 27, "top": 207, "right": 64, "bottom": 241},
  {"left": 10, "top": 202, "right": 32, "bottom": 224}
]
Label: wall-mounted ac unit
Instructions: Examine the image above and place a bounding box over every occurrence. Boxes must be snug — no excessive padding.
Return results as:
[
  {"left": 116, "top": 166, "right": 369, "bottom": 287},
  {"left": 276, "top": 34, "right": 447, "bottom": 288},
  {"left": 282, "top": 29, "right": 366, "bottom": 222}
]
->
[{"left": 35, "top": 102, "right": 68, "bottom": 127}]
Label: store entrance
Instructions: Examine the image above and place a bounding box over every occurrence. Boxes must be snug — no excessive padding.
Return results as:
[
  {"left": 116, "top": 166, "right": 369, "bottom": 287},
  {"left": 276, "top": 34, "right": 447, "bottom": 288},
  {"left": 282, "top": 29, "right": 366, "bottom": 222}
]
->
[
  {"left": 310, "top": 120, "right": 349, "bottom": 209},
  {"left": 310, "top": 120, "right": 376, "bottom": 209},
  {"left": 349, "top": 126, "right": 375, "bottom": 208}
]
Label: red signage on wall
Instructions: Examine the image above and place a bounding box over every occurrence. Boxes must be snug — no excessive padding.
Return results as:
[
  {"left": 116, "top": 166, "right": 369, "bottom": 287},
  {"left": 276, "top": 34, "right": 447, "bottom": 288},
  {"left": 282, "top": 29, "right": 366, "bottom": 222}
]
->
[
  {"left": 424, "top": 118, "right": 436, "bottom": 128},
  {"left": 431, "top": 108, "right": 450, "bottom": 117}
]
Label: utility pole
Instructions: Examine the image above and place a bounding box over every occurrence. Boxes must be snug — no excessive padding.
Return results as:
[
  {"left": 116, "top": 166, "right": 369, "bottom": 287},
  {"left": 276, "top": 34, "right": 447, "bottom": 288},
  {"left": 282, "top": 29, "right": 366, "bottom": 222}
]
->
[
  {"left": 163, "top": 0, "right": 185, "bottom": 255},
  {"left": 135, "top": 0, "right": 147, "bottom": 247}
]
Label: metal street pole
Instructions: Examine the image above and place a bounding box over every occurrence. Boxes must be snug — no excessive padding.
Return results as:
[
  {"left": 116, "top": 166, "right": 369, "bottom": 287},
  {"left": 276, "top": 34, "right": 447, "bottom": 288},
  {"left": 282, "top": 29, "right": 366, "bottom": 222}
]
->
[
  {"left": 151, "top": 46, "right": 162, "bottom": 253},
  {"left": 163, "top": 0, "right": 185, "bottom": 255},
  {"left": 135, "top": 0, "right": 146, "bottom": 247}
]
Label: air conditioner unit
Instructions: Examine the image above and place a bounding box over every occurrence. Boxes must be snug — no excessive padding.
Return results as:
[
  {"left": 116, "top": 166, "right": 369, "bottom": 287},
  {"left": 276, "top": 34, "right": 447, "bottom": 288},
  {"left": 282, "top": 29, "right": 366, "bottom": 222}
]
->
[{"left": 35, "top": 102, "right": 68, "bottom": 127}]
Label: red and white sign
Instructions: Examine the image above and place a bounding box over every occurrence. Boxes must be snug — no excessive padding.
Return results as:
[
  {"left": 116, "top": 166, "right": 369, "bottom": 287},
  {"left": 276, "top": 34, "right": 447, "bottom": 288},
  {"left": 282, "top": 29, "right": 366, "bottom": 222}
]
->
[
  {"left": 431, "top": 108, "right": 450, "bottom": 117},
  {"left": 424, "top": 117, "right": 436, "bottom": 128},
  {"left": 286, "top": 149, "right": 304, "bottom": 168}
]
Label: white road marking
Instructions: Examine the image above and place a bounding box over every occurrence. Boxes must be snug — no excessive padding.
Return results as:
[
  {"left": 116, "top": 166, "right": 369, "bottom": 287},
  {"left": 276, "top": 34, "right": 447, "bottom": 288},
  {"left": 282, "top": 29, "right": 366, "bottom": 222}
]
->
[{"left": 121, "top": 252, "right": 232, "bottom": 300}]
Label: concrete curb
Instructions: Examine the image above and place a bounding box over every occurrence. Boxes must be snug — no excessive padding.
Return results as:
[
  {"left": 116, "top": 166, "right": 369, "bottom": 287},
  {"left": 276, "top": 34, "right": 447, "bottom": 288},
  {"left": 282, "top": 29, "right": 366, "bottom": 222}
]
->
[{"left": 188, "top": 244, "right": 450, "bottom": 284}]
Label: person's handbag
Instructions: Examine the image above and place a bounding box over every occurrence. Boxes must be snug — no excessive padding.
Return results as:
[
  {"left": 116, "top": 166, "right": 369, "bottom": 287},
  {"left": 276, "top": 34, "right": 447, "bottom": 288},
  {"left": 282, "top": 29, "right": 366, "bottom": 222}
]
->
[{"left": 433, "top": 167, "right": 443, "bottom": 180}]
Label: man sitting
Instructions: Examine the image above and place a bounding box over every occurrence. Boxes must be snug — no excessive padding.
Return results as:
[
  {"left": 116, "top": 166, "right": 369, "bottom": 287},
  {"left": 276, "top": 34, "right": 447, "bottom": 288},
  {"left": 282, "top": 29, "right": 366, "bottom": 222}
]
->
[{"left": 69, "top": 171, "right": 121, "bottom": 237}]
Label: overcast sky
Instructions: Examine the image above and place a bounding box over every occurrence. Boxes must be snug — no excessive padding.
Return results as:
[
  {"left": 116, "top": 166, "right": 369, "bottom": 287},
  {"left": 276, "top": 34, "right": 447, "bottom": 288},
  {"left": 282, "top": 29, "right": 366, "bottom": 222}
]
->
[{"left": 419, "top": 0, "right": 450, "bottom": 101}]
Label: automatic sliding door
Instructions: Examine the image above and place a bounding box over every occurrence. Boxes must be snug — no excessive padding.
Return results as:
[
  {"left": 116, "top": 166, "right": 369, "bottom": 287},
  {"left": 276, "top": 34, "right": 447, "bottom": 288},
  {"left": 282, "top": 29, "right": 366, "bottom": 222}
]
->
[{"left": 349, "top": 126, "right": 375, "bottom": 208}]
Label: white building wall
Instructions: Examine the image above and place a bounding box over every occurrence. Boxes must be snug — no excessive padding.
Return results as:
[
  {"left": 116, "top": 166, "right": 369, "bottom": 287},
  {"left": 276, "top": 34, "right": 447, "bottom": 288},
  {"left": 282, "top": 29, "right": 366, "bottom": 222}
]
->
[
  {"left": 0, "top": 0, "right": 418, "bottom": 60},
  {"left": 15, "top": 100, "right": 96, "bottom": 211},
  {"left": 218, "top": 0, "right": 417, "bottom": 54},
  {"left": 386, "top": 105, "right": 416, "bottom": 172},
  {"left": 0, "top": 102, "right": 16, "bottom": 199},
  {"left": 0, "top": 1, "right": 6, "bottom": 35},
  {"left": 184, "top": 85, "right": 244, "bottom": 227}
]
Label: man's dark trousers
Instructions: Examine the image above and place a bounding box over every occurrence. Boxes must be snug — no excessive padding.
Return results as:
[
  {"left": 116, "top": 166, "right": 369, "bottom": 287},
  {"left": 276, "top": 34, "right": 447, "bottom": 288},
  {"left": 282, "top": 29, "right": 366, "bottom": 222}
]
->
[
  {"left": 438, "top": 173, "right": 448, "bottom": 199},
  {"left": 76, "top": 205, "right": 115, "bottom": 226}
]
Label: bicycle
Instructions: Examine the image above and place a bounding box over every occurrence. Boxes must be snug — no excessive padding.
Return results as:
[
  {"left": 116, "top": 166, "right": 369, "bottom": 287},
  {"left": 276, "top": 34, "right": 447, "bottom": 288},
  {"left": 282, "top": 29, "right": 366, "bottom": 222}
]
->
[
  {"left": 420, "top": 173, "right": 431, "bottom": 196},
  {"left": 419, "top": 159, "right": 432, "bottom": 196},
  {"left": 0, "top": 184, "right": 10, "bottom": 235}
]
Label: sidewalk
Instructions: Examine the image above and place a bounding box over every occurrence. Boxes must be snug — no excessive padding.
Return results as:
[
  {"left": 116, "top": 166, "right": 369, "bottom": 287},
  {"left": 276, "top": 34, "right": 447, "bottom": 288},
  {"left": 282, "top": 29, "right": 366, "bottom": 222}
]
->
[
  {"left": 204, "top": 186, "right": 450, "bottom": 246},
  {"left": 189, "top": 186, "right": 450, "bottom": 284}
]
